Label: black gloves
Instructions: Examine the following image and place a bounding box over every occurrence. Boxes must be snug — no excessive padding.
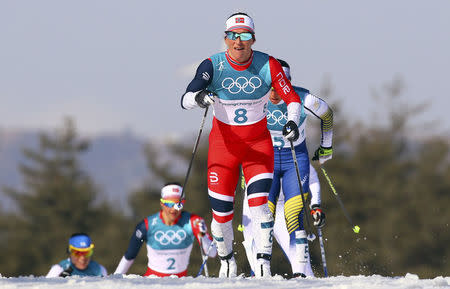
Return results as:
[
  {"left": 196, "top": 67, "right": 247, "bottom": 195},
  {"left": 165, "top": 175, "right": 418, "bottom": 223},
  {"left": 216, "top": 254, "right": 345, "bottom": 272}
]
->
[
  {"left": 310, "top": 204, "right": 326, "bottom": 227},
  {"left": 282, "top": 120, "right": 299, "bottom": 141},
  {"left": 59, "top": 266, "right": 73, "bottom": 278},
  {"left": 195, "top": 90, "right": 216, "bottom": 108}
]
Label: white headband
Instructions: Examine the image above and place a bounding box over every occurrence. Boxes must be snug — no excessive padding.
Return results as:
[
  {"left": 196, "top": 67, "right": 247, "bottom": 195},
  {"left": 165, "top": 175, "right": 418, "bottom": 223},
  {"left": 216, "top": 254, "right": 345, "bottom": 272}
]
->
[
  {"left": 225, "top": 14, "right": 255, "bottom": 33},
  {"left": 161, "top": 184, "right": 183, "bottom": 200}
]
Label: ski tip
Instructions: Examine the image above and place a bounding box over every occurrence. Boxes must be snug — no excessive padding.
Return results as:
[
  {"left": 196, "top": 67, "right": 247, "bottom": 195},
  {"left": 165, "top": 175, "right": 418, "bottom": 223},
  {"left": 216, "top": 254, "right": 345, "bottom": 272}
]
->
[{"left": 353, "top": 225, "right": 360, "bottom": 234}]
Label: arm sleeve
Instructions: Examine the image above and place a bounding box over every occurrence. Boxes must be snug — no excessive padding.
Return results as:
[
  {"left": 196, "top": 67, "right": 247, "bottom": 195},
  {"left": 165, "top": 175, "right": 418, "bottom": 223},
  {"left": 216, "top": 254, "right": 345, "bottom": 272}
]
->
[
  {"left": 304, "top": 93, "right": 333, "bottom": 148},
  {"left": 181, "top": 59, "right": 214, "bottom": 109},
  {"left": 114, "top": 220, "right": 147, "bottom": 274},
  {"left": 269, "top": 56, "right": 301, "bottom": 124},
  {"left": 190, "top": 214, "right": 217, "bottom": 258},
  {"left": 309, "top": 164, "right": 321, "bottom": 206},
  {"left": 114, "top": 256, "right": 134, "bottom": 275},
  {"left": 124, "top": 220, "right": 147, "bottom": 260},
  {"left": 46, "top": 264, "right": 64, "bottom": 278}
]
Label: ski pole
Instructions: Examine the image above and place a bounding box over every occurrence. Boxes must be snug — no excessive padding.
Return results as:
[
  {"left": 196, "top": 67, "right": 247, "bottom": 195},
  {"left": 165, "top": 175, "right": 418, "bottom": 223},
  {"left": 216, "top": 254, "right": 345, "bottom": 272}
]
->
[
  {"left": 196, "top": 256, "right": 208, "bottom": 277},
  {"left": 289, "top": 139, "right": 316, "bottom": 241},
  {"left": 196, "top": 237, "right": 214, "bottom": 277},
  {"left": 319, "top": 166, "right": 360, "bottom": 234},
  {"left": 175, "top": 107, "right": 209, "bottom": 210},
  {"left": 198, "top": 234, "right": 209, "bottom": 277},
  {"left": 317, "top": 228, "right": 328, "bottom": 277}
]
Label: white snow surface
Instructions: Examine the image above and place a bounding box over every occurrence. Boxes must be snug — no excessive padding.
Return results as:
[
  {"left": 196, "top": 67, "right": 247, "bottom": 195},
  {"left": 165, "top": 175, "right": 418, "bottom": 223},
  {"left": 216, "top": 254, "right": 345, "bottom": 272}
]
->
[{"left": 0, "top": 273, "right": 448, "bottom": 289}]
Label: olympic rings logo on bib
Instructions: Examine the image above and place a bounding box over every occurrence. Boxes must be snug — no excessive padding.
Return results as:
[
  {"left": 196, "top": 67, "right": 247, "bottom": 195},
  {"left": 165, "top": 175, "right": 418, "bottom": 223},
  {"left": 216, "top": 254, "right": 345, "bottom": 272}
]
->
[
  {"left": 266, "top": 109, "right": 287, "bottom": 126},
  {"left": 222, "top": 76, "right": 262, "bottom": 94},
  {"left": 154, "top": 230, "right": 187, "bottom": 245}
]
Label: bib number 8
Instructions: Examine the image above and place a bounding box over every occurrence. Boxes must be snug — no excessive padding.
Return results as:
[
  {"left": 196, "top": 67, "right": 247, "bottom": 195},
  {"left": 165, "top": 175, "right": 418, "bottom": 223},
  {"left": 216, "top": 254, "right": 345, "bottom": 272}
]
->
[{"left": 234, "top": 108, "right": 248, "bottom": 124}]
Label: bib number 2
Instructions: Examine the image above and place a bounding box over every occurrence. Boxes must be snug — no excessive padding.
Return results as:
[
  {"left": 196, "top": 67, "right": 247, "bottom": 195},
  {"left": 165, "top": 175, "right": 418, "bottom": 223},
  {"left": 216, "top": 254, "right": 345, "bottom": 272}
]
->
[
  {"left": 167, "top": 258, "right": 176, "bottom": 270},
  {"left": 234, "top": 108, "right": 248, "bottom": 124}
]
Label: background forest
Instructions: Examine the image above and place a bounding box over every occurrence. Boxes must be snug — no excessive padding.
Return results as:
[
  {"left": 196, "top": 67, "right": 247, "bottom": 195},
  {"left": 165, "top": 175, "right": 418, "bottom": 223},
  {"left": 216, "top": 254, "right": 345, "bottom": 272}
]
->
[{"left": 0, "top": 82, "right": 448, "bottom": 278}]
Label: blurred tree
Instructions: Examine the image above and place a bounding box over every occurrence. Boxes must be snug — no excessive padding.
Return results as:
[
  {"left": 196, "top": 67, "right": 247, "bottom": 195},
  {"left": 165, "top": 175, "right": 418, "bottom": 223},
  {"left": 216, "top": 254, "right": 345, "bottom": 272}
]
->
[
  {"left": 314, "top": 78, "right": 450, "bottom": 278},
  {"left": 0, "top": 118, "right": 130, "bottom": 276}
]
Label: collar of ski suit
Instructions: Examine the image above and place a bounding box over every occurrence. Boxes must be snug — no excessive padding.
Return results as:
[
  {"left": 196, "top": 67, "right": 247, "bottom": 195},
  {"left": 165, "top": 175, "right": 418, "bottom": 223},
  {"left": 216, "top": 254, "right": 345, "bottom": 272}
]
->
[{"left": 225, "top": 50, "right": 253, "bottom": 71}]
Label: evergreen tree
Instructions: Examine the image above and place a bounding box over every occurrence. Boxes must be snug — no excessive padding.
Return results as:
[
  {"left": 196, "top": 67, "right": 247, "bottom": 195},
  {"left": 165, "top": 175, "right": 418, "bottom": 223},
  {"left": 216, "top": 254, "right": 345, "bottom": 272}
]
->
[
  {"left": 0, "top": 118, "right": 129, "bottom": 276},
  {"left": 315, "top": 80, "right": 450, "bottom": 278}
]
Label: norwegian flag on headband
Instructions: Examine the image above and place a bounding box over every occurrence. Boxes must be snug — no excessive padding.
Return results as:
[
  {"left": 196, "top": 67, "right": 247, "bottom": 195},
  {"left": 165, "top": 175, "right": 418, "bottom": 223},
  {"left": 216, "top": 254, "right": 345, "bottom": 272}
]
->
[
  {"left": 226, "top": 14, "right": 255, "bottom": 33},
  {"left": 161, "top": 184, "right": 183, "bottom": 199}
]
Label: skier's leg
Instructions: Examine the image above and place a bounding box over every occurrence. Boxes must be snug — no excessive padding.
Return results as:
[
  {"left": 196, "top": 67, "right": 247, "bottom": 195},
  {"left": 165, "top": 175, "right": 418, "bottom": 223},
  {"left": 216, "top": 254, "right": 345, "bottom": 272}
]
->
[
  {"left": 242, "top": 192, "right": 256, "bottom": 274},
  {"left": 208, "top": 140, "right": 240, "bottom": 277},
  {"left": 242, "top": 136, "right": 274, "bottom": 278},
  {"left": 281, "top": 142, "right": 312, "bottom": 277}
]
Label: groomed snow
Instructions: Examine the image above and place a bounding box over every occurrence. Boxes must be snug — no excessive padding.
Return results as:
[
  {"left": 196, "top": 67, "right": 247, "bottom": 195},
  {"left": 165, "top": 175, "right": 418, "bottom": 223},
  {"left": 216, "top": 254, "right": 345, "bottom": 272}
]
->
[{"left": 0, "top": 273, "right": 448, "bottom": 289}]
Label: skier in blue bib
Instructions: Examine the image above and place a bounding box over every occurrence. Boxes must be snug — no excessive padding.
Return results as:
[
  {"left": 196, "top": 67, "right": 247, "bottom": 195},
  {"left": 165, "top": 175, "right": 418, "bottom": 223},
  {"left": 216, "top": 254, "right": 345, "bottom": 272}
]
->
[
  {"left": 46, "top": 233, "right": 107, "bottom": 277},
  {"left": 242, "top": 59, "right": 333, "bottom": 277}
]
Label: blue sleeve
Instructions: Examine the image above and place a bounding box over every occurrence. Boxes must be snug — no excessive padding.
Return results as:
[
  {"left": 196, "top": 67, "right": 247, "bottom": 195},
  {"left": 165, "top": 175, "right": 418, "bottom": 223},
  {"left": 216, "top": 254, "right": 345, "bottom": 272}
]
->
[
  {"left": 185, "top": 59, "right": 213, "bottom": 93},
  {"left": 124, "top": 220, "right": 147, "bottom": 260}
]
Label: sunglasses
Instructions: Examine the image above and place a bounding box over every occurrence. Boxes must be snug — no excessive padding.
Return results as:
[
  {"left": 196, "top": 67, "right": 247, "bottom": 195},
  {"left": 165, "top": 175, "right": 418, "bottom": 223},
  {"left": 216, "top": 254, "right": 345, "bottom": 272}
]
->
[
  {"left": 70, "top": 248, "right": 93, "bottom": 258},
  {"left": 160, "top": 198, "right": 185, "bottom": 208},
  {"left": 225, "top": 31, "right": 254, "bottom": 41}
]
